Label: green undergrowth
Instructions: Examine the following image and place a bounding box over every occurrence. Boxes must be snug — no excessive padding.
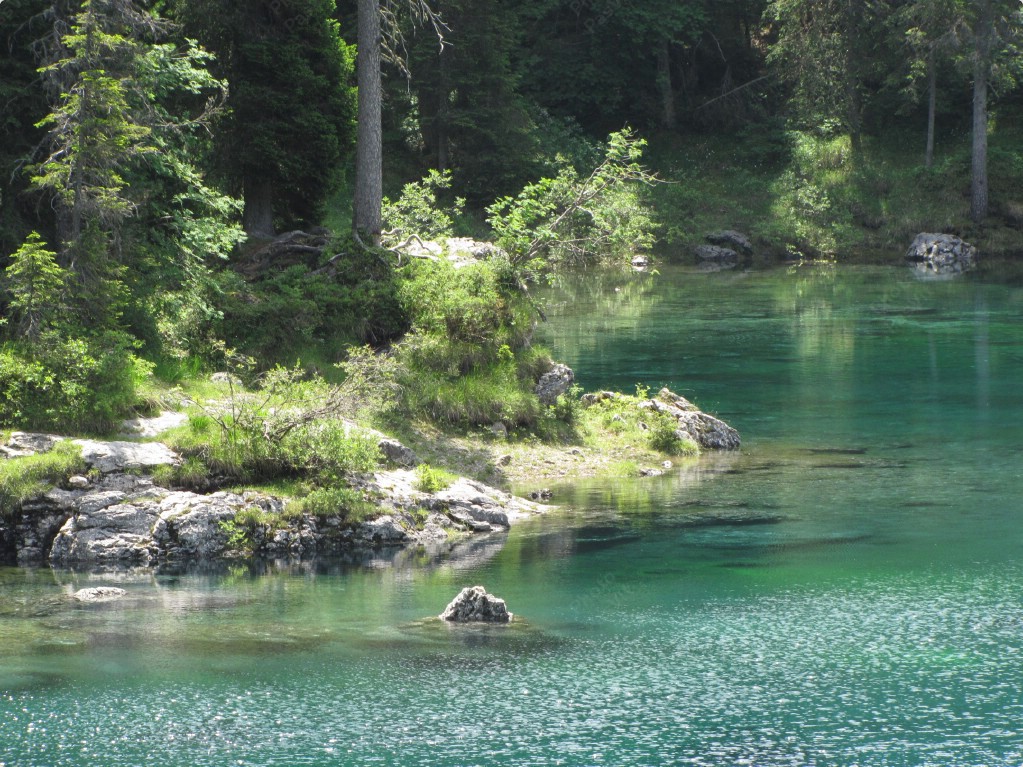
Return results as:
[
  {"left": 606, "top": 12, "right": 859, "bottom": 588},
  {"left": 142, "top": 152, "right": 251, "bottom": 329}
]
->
[
  {"left": 155, "top": 367, "right": 381, "bottom": 499},
  {"left": 579, "top": 389, "right": 700, "bottom": 459},
  {"left": 651, "top": 114, "right": 1023, "bottom": 260},
  {"left": 414, "top": 463, "right": 457, "bottom": 493},
  {"left": 0, "top": 441, "right": 86, "bottom": 517}
]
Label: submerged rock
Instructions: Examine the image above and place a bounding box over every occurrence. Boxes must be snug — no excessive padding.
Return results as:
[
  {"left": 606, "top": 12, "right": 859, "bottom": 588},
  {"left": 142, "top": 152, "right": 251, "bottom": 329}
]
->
[
  {"left": 73, "top": 587, "right": 127, "bottom": 603},
  {"left": 905, "top": 233, "right": 977, "bottom": 276},
  {"left": 440, "top": 585, "right": 513, "bottom": 623}
]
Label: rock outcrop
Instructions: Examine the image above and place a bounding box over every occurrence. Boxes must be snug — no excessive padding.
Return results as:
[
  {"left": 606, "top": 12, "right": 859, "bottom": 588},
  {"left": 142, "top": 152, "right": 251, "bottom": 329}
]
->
[
  {"left": 905, "top": 233, "right": 977, "bottom": 276},
  {"left": 378, "top": 438, "right": 420, "bottom": 468},
  {"left": 706, "top": 230, "right": 753, "bottom": 255},
  {"left": 694, "top": 244, "right": 739, "bottom": 264},
  {"left": 73, "top": 439, "right": 179, "bottom": 474},
  {"left": 1, "top": 432, "right": 551, "bottom": 569},
  {"left": 580, "top": 388, "right": 741, "bottom": 452},
  {"left": 535, "top": 364, "right": 575, "bottom": 406},
  {"left": 639, "top": 388, "right": 741, "bottom": 450},
  {"left": 440, "top": 585, "right": 513, "bottom": 623}
]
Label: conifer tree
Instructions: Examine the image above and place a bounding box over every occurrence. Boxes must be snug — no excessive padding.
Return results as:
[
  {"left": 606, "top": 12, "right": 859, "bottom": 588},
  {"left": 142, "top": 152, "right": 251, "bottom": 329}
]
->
[{"left": 173, "top": 0, "right": 357, "bottom": 237}]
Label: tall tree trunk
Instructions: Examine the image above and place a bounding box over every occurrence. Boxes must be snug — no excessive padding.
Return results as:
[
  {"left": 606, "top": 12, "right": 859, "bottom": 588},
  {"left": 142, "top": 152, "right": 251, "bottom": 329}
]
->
[
  {"left": 970, "top": 0, "right": 992, "bottom": 223},
  {"left": 925, "top": 47, "right": 936, "bottom": 169},
  {"left": 842, "top": 0, "right": 864, "bottom": 154},
  {"left": 354, "top": 0, "right": 382, "bottom": 244},
  {"left": 656, "top": 41, "right": 676, "bottom": 130},
  {"left": 435, "top": 49, "right": 449, "bottom": 172},
  {"left": 243, "top": 174, "right": 275, "bottom": 238}
]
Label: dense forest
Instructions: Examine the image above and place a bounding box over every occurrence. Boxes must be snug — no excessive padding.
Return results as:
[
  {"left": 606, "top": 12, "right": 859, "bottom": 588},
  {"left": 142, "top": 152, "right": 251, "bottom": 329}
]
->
[{"left": 1, "top": 0, "right": 1022, "bottom": 440}]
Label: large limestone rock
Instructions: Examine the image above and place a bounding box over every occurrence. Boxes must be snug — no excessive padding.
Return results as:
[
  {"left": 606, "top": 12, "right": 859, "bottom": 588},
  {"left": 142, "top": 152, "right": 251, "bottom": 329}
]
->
[
  {"left": 440, "top": 585, "right": 513, "bottom": 623},
  {"left": 906, "top": 233, "right": 977, "bottom": 276},
  {"left": 535, "top": 363, "right": 575, "bottom": 406},
  {"left": 73, "top": 586, "right": 127, "bottom": 603},
  {"left": 153, "top": 492, "right": 252, "bottom": 559},
  {"left": 119, "top": 411, "right": 188, "bottom": 438},
  {"left": 0, "top": 432, "right": 65, "bottom": 459},
  {"left": 72, "top": 439, "right": 179, "bottom": 474},
  {"left": 50, "top": 489, "right": 167, "bottom": 566},
  {"left": 638, "top": 388, "right": 741, "bottom": 451},
  {"left": 706, "top": 230, "right": 753, "bottom": 255}
]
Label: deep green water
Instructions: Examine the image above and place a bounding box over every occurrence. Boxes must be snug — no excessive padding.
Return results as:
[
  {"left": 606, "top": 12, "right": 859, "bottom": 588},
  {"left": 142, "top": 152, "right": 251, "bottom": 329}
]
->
[{"left": 3, "top": 264, "right": 1023, "bottom": 766}]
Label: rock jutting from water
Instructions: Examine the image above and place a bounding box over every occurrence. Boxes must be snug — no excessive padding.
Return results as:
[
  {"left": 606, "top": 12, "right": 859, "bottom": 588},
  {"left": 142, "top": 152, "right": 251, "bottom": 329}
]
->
[
  {"left": 73, "top": 586, "right": 127, "bottom": 603},
  {"left": 440, "top": 585, "right": 513, "bottom": 623},
  {"left": 581, "top": 388, "right": 741, "bottom": 451},
  {"left": 705, "top": 229, "right": 753, "bottom": 255},
  {"left": 905, "top": 232, "right": 977, "bottom": 276}
]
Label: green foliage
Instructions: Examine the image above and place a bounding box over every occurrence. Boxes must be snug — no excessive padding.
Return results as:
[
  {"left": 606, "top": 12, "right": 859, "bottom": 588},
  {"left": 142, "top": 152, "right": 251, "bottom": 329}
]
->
[
  {"left": 218, "top": 505, "right": 275, "bottom": 552},
  {"left": 414, "top": 463, "right": 456, "bottom": 494},
  {"left": 397, "top": 353, "right": 541, "bottom": 428},
  {"left": 398, "top": 258, "right": 529, "bottom": 349},
  {"left": 31, "top": 1, "right": 156, "bottom": 237},
  {"left": 382, "top": 170, "right": 465, "bottom": 241},
  {"left": 219, "top": 251, "right": 408, "bottom": 364},
  {"left": 487, "top": 129, "right": 658, "bottom": 279},
  {"left": 0, "top": 441, "right": 86, "bottom": 518},
  {"left": 0, "top": 332, "right": 151, "bottom": 434},
  {"left": 176, "top": 0, "right": 357, "bottom": 230},
  {"left": 286, "top": 486, "right": 376, "bottom": 522},
  {"left": 380, "top": 255, "right": 547, "bottom": 428},
  {"left": 163, "top": 365, "right": 381, "bottom": 486},
  {"left": 3, "top": 233, "right": 65, "bottom": 341},
  {"left": 647, "top": 414, "right": 699, "bottom": 457}
]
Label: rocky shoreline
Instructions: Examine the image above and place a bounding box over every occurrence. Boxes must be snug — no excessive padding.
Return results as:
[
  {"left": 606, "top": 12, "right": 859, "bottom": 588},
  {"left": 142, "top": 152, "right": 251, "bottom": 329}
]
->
[
  {"left": 1, "top": 385, "right": 741, "bottom": 573},
  {"left": 0, "top": 430, "right": 550, "bottom": 570}
]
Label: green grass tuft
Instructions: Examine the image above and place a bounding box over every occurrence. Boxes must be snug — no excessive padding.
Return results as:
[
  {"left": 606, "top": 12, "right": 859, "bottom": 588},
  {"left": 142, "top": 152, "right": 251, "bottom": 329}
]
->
[{"left": 0, "top": 441, "right": 86, "bottom": 517}]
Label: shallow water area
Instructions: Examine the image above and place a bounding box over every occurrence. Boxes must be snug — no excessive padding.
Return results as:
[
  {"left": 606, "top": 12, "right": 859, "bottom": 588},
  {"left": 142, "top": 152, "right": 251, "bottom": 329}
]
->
[{"left": 3, "top": 264, "right": 1023, "bottom": 766}]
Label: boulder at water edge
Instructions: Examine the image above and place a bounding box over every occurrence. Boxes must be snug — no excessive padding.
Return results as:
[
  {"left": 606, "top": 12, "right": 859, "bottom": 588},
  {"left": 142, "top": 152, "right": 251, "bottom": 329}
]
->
[
  {"left": 905, "top": 233, "right": 977, "bottom": 276},
  {"left": 440, "top": 585, "right": 513, "bottom": 623}
]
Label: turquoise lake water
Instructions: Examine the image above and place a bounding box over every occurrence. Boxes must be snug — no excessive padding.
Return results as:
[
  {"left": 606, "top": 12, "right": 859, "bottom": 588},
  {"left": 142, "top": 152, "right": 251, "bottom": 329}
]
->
[{"left": 2, "top": 264, "right": 1023, "bottom": 766}]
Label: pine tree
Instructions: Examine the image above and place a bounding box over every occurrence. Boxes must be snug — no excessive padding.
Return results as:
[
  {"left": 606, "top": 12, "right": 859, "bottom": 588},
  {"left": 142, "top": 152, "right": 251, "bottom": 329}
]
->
[
  {"left": 4, "top": 233, "right": 66, "bottom": 341},
  {"left": 173, "top": 0, "right": 357, "bottom": 237}
]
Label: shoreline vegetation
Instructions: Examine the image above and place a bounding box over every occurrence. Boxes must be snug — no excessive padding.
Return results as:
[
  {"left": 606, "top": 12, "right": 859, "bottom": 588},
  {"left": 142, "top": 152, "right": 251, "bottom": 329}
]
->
[
  {"left": 3, "top": 115, "right": 1021, "bottom": 569},
  {"left": 4, "top": 4, "right": 1023, "bottom": 570}
]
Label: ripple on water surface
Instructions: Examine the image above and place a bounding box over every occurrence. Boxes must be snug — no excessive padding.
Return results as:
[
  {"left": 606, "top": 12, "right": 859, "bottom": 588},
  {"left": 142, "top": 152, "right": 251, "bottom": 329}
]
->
[{"left": 3, "top": 566, "right": 1023, "bottom": 767}]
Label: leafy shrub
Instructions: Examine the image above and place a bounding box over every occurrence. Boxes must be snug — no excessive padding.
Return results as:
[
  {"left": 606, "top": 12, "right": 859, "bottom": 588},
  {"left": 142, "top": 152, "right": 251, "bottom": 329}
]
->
[
  {"left": 398, "top": 258, "right": 530, "bottom": 351},
  {"left": 163, "top": 366, "right": 381, "bottom": 486},
  {"left": 487, "top": 129, "right": 658, "bottom": 277},
  {"left": 414, "top": 463, "right": 455, "bottom": 493},
  {"left": 0, "top": 331, "right": 151, "bottom": 433},
  {"left": 285, "top": 486, "right": 376, "bottom": 522},
  {"left": 219, "top": 258, "right": 407, "bottom": 364},
  {"left": 0, "top": 441, "right": 86, "bottom": 517},
  {"left": 647, "top": 414, "right": 699, "bottom": 457},
  {"left": 382, "top": 169, "right": 465, "bottom": 242}
]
